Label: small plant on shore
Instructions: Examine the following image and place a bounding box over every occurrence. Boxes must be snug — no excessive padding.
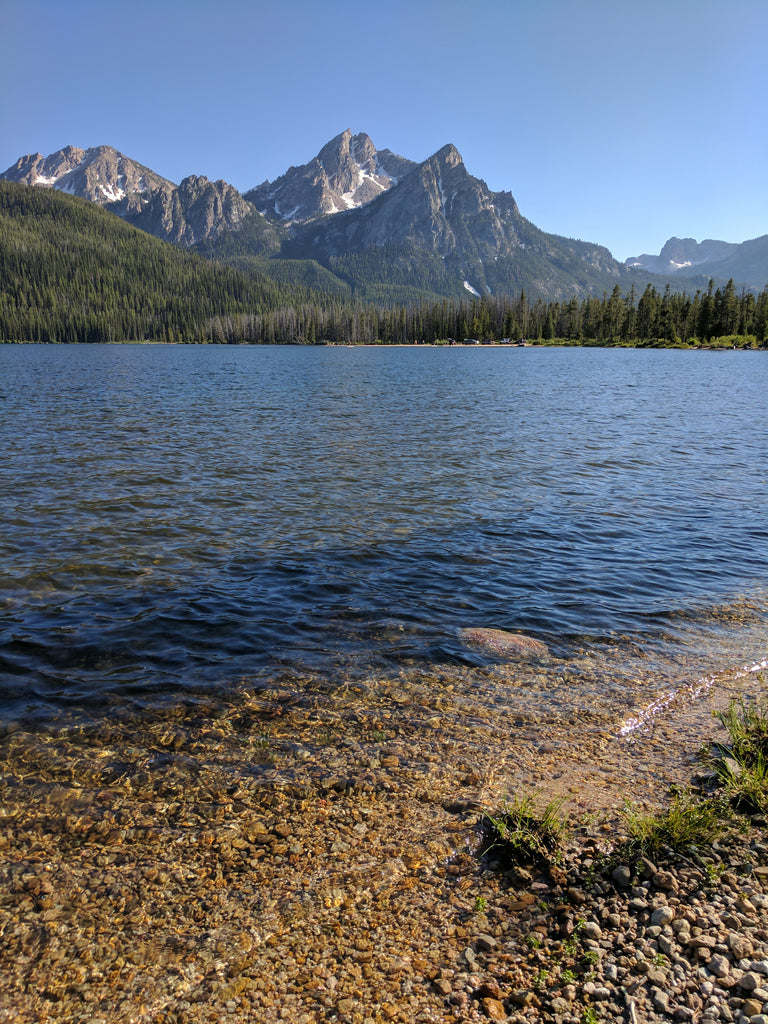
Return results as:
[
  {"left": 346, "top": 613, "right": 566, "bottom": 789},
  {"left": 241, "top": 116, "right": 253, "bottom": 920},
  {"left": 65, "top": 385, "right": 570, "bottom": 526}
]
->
[
  {"left": 562, "top": 935, "right": 579, "bottom": 956},
  {"left": 580, "top": 1009, "right": 599, "bottom": 1024},
  {"left": 704, "top": 861, "right": 726, "bottom": 886},
  {"left": 480, "top": 794, "right": 568, "bottom": 867},
  {"left": 473, "top": 895, "right": 488, "bottom": 913},
  {"left": 711, "top": 692, "right": 768, "bottom": 813},
  {"left": 532, "top": 967, "right": 550, "bottom": 989},
  {"left": 621, "top": 789, "right": 723, "bottom": 854}
]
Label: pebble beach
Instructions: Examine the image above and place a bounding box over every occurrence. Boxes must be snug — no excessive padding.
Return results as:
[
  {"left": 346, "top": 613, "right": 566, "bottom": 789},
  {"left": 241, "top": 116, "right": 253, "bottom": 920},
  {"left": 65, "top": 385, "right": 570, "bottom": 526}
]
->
[{"left": 2, "top": 657, "right": 768, "bottom": 1024}]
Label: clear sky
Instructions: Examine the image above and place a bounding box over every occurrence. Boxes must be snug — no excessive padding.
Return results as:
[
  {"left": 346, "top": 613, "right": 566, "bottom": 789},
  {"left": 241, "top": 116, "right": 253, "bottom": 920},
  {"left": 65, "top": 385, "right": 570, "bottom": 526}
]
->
[{"left": 2, "top": 0, "right": 766, "bottom": 262}]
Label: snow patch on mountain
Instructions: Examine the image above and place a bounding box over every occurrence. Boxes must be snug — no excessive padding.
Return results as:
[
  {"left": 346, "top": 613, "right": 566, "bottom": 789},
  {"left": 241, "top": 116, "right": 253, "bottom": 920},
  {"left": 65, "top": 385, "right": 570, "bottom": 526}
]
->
[{"left": 98, "top": 181, "right": 127, "bottom": 202}]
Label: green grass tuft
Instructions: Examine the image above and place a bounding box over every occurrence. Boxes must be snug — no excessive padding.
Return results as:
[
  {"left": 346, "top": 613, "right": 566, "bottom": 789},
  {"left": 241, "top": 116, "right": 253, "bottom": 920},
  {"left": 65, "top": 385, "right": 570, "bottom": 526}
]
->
[
  {"left": 621, "top": 789, "right": 724, "bottom": 854},
  {"left": 480, "top": 794, "right": 568, "bottom": 867},
  {"left": 711, "top": 690, "right": 768, "bottom": 813}
]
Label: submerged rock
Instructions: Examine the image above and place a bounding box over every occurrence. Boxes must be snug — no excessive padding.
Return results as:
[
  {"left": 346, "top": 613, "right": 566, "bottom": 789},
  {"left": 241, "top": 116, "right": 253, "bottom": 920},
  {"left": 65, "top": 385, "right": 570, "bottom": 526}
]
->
[{"left": 458, "top": 627, "right": 549, "bottom": 659}]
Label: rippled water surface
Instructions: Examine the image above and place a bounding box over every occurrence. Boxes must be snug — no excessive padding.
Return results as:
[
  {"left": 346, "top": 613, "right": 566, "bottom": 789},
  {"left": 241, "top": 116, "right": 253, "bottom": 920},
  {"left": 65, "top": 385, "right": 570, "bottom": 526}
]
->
[{"left": 1, "top": 344, "right": 766, "bottom": 725}]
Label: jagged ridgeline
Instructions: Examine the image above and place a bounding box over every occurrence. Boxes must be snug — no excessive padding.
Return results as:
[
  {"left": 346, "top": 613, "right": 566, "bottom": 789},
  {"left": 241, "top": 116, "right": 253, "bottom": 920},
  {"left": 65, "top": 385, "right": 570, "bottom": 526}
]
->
[{"left": 5, "top": 133, "right": 768, "bottom": 304}]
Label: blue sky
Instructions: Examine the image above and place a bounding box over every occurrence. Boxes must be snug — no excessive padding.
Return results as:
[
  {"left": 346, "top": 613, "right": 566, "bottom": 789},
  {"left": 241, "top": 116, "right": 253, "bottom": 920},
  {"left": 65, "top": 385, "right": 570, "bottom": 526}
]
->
[{"left": 2, "top": 0, "right": 766, "bottom": 261}]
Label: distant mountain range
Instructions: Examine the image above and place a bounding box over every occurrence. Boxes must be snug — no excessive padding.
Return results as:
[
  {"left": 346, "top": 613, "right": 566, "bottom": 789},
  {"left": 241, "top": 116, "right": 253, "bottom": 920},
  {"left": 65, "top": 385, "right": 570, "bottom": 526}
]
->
[
  {"left": 625, "top": 235, "right": 768, "bottom": 290},
  {"left": 3, "top": 132, "right": 766, "bottom": 301}
]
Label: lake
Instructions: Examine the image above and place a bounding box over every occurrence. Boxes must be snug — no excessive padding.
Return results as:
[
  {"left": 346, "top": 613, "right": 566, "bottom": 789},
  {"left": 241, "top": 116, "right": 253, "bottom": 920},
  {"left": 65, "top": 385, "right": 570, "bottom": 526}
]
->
[{"left": 1, "top": 343, "right": 766, "bottom": 735}]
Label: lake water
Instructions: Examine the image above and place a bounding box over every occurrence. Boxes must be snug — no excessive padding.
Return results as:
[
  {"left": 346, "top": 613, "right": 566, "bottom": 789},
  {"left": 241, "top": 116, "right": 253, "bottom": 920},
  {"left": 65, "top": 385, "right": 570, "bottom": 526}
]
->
[{"left": 1, "top": 344, "right": 766, "bottom": 732}]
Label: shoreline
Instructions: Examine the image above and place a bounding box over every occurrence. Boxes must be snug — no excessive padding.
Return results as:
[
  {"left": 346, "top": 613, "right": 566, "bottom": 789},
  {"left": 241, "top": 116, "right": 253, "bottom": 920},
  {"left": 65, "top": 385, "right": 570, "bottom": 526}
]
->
[
  {"left": 2, "top": 339, "right": 766, "bottom": 350},
  {"left": 1, "top": 660, "right": 767, "bottom": 1022}
]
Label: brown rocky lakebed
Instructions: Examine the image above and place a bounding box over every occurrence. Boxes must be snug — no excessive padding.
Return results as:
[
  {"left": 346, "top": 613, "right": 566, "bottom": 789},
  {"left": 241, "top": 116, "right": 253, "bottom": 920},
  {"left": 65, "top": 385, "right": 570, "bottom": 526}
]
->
[{"left": 1, "top": 648, "right": 767, "bottom": 1023}]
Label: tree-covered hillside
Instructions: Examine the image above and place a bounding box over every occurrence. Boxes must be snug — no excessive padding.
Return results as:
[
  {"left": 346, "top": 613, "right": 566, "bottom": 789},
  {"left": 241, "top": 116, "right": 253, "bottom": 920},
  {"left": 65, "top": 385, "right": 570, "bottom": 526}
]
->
[{"left": 0, "top": 182, "right": 325, "bottom": 343}]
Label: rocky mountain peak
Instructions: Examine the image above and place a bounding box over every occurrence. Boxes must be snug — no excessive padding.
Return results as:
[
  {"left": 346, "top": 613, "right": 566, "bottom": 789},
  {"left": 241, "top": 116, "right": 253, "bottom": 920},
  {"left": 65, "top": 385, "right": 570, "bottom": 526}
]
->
[
  {"left": 316, "top": 129, "right": 354, "bottom": 179},
  {"left": 244, "top": 130, "right": 415, "bottom": 224},
  {"left": 626, "top": 235, "right": 741, "bottom": 275},
  {"left": 120, "top": 173, "right": 255, "bottom": 245},
  {"left": 350, "top": 131, "right": 376, "bottom": 169},
  {"left": 2, "top": 146, "right": 87, "bottom": 187},
  {"left": 433, "top": 143, "right": 463, "bottom": 169},
  {"left": 0, "top": 144, "right": 176, "bottom": 206}
]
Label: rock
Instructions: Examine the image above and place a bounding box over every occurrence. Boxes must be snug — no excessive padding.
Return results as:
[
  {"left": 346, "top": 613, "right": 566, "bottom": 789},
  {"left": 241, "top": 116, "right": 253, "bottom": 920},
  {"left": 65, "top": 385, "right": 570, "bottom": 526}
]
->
[
  {"left": 728, "top": 931, "right": 754, "bottom": 960},
  {"left": 651, "top": 906, "right": 675, "bottom": 927},
  {"left": 738, "top": 971, "right": 761, "bottom": 991},
  {"left": 458, "top": 627, "right": 549, "bottom": 659},
  {"left": 639, "top": 857, "right": 658, "bottom": 877},
  {"left": 708, "top": 954, "right": 731, "bottom": 978},
  {"left": 654, "top": 870, "right": 680, "bottom": 892},
  {"left": 719, "top": 756, "right": 743, "bottom": 780},
  {"left": 475, "top": 934, "right": 498, "bottom": 951},
  {"left": 688, "top": 935, "right": 717, "bottom": 951},
  {"left": 581, "top": 921, "right": 603, "bottom": 940},
  {"left": 480, "top": 997, "right": 507, "bottom": 1020},
  {"left": 612, "top": 865, "right": 632, "bottom": 888},
  {"left": 736, "top": 897, "right": 757, "bottom": 915},
  {"left": 653, "top": 990, "right": 671, "bottom": 1012},
  {"left": 475, "top": 981, "right": 502, "bottom": 1000},
  {"left": 509, "top": 989, "right": 539, "bottom": 1007},
  {"left": 673, "top": 1009, "right": 696, "bottom": 1021}
]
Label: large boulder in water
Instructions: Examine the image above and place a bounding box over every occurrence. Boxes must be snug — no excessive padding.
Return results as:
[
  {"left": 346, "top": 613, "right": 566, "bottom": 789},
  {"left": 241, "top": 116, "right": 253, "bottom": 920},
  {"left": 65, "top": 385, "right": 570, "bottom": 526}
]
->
[{"left": 458, "top": 627, "right": 548, "bottom": 659}]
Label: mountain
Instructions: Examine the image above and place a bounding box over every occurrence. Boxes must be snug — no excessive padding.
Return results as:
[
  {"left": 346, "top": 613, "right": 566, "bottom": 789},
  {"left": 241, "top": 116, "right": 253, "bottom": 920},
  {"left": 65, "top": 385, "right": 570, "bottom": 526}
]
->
[
  {"left": 1, "top": 144, "right": 174, "bottom": 204},
  {"left": 0, "top": 145, "right": 259, "bottom": 247},
  {"left": 119, "top": 173, "right": 260, "bottom": 246},
  {"left": 244, "top": 130, "right": 415, "bottom": 223},
  {"left": 5, "top": 133, "right": 761, "bottom": 303},
  {"left": 285, "top": 141, "right": 625, "bottom": 301},
  {"left": 626, "top": 235, "right": 768, "bottom": 289}
]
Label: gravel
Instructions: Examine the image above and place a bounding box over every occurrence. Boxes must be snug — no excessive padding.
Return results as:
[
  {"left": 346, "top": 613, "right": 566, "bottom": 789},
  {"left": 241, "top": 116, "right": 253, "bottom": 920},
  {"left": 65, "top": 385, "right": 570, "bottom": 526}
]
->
[{"left": 1, "top": 667, "right": 767, "bottom": 1023}]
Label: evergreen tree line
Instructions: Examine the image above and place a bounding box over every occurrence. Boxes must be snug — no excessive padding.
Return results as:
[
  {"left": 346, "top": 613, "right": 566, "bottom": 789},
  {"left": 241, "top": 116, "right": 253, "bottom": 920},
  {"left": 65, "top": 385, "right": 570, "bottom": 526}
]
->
[{"left": 205, "top": 282, "right": 768, "bottom": 347}]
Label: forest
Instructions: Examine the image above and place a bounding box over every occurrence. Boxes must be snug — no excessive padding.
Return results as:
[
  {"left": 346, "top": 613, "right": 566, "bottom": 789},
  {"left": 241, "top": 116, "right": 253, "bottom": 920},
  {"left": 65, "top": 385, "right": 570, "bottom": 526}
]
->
[
  {"left": 1, "top": 180, "right": 766, "bottom": 348},
  {"left": 202, "top": 280, "right": 768, "bottom": 348}
]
